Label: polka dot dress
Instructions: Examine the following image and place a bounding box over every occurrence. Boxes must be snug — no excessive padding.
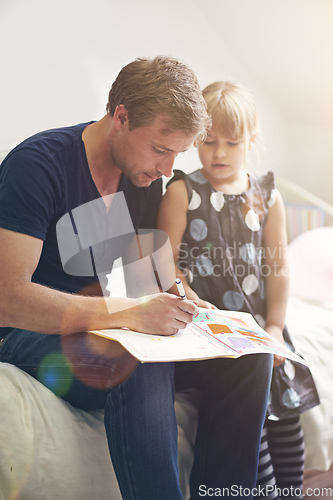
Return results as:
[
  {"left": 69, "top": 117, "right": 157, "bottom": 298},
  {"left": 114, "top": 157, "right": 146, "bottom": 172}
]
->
[{"left": 168, "top": 169, "right": 319, "bottom": 419}]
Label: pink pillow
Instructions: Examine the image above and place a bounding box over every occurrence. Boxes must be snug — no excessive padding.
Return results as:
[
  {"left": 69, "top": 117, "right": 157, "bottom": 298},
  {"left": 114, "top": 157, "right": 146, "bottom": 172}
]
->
[{"left": 287, "top": 227, "right": 333, "bottom": 302}]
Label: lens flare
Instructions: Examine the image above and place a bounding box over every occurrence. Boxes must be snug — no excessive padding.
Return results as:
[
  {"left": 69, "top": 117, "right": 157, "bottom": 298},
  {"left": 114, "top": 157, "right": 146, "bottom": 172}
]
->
[{"left": 37, "top": 352, "right": 73, "bottom": 397}]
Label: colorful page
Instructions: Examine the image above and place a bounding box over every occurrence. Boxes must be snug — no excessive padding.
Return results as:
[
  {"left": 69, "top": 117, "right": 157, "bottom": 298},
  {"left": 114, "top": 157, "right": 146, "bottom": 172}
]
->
[{"left": 190, "top": 309, "right": 306, "bottom": 364}]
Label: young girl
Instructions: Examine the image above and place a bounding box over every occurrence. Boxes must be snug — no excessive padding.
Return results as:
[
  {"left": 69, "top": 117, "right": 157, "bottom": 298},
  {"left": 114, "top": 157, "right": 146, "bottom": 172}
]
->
[{"left": 157, "top": 81, "right": 319, "bottom": 499}]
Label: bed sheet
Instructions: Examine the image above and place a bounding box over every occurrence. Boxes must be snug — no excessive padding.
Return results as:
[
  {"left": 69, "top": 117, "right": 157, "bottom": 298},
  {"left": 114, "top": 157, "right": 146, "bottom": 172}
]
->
[
  {"left": 286, "top": 296, "right": 333, "bottom": 471},
  {"left": 0, "top": 362, "right": 121, "bottom": 500},
  {"left": 0, "top": 361, "right": 197, "bottom": 500}
]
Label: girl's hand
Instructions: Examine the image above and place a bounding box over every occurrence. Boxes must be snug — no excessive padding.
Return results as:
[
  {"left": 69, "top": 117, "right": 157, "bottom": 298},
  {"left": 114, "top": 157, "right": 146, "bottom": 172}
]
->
[
  {"left": 273, "top": 354, "right": 286, "bottom": 367},
  {"left": 265, "top": 325, "right": 286, "bottom": 367},
  {"left": 196, "top": 298, "right": 218, "bottom": 309}
]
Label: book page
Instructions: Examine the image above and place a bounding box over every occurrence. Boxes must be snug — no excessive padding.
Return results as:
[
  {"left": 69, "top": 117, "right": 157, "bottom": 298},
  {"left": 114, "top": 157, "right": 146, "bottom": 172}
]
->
[
  {"left": 90, "top": 324, "right": 236, "bottom": 363},
  {"left": 190, "top": 309, "right": 306, "bottom": 364},
  {"left": 90, "top": 308, "right": 307, "bottom": 365}
]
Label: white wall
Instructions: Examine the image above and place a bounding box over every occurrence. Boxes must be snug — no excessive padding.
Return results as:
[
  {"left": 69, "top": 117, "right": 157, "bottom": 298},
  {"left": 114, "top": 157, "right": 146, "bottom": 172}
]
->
[
  {"left": 0, "top": 0, "right": 291, "bottom": 185},
  {"left": 284, "top": 124, "right": 333, "bottom": 205}
]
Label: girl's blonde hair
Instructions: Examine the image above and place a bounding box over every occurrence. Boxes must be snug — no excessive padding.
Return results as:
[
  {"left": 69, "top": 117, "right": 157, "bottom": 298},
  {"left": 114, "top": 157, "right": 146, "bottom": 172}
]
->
[{"left": 202, "top": 80, "right": 261, "bottom": 147}]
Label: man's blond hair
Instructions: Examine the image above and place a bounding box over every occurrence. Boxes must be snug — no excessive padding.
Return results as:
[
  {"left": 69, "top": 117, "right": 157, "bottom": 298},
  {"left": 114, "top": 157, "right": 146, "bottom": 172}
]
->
[{"left": 106, "top": 56, "right": 210, "bottom": 140}]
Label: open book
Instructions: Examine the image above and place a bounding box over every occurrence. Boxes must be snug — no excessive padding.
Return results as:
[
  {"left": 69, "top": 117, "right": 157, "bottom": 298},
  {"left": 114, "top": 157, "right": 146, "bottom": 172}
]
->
[{"left": 90, "top": 308, "right": 306, "bottom": 365}]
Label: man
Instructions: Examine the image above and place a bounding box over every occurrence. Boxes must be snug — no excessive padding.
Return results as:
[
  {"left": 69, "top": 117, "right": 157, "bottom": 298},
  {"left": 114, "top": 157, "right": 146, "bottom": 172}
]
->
[{"left": 0, "top": 56, "right": 272, "bottom": 499}]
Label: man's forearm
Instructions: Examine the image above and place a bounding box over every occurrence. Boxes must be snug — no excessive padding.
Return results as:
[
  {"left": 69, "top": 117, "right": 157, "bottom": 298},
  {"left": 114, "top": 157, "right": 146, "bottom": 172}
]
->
[
  {"left": 0, "top": 280, "right": 199, "bottom": 336},
  {"left": 0, "top": 281, "right": 138, "bottom": 335}
]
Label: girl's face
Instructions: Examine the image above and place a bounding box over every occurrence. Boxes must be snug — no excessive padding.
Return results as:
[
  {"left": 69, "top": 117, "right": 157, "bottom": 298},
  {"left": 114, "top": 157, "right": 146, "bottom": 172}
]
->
[{"left": 197, "top": 127, "right": 251, "bottom": 186}]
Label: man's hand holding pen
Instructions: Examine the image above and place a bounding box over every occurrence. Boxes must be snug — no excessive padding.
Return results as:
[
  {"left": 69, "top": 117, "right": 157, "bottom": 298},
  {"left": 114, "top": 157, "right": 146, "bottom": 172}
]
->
[{"left": 123, "top": 292, "right": 199, "bottom": 336}]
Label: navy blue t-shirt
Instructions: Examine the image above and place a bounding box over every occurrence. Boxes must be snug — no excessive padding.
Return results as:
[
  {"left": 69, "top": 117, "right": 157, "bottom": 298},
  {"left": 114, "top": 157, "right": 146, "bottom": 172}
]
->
[{"left": 0, "top": 123, "right": 162, "bottom": 299}]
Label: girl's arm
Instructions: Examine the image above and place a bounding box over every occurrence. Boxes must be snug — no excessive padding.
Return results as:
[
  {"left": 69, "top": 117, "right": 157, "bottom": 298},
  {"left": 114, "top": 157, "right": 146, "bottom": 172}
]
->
[
  {"left": 263, "top": 189, "right": 290, "bottom": 366},
  {"left": 157, "top": 180, "right": 215, "bottom": 308}
]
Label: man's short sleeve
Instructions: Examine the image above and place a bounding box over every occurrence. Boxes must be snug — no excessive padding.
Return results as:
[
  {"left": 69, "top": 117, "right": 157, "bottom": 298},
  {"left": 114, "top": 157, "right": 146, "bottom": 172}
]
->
[{"left": 0, "top": 148, "right": 63, "bottom": 240}]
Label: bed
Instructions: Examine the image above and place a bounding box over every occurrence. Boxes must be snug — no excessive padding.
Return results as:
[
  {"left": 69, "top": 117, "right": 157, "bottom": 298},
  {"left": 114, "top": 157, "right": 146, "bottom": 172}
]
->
[{"left": 0, "top": 176, "right": 333, "bottom": 500}]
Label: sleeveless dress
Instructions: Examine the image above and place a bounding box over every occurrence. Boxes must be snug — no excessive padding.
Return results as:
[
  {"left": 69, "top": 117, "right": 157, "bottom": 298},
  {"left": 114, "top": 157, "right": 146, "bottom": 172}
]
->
[{"left": 168, "top": 169, "right": 319, "bottom": 419}]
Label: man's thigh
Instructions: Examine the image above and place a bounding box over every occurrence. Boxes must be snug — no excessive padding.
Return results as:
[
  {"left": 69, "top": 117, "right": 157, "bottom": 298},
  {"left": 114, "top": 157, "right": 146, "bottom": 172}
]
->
[{"left": 0, "top": 329, "right": 137, "bottom": 411}]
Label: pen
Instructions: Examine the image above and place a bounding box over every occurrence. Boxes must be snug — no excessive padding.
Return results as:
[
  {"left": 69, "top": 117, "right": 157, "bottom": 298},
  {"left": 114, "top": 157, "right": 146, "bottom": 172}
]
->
[{"left": 175, "top": 278, "right": 187, "bottom": 300}]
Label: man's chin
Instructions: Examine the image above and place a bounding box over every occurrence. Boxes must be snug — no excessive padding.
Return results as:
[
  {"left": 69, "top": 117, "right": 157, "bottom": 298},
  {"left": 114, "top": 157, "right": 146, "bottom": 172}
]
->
[
  {"left": 127, "top": 174, "right": 153, "bottom": 188},
  {"left": 136, "top": 173, "right": 159, "bottom": 187},
  {"left": 144, "top": 172, "right": 159, "bottom": 183}
]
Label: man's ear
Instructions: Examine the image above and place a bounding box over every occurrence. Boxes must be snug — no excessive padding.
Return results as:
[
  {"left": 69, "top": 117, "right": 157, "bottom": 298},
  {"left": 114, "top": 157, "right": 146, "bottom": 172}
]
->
[
  {"left": 194, "top": 137, "right": 203, "bottom": 148},
  {"left": 114, "top": 105, "right": 129, "bottom": 129}
]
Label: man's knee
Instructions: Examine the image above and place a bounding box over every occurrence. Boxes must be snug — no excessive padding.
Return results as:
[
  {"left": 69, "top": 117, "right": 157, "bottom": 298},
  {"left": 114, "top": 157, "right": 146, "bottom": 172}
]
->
[{"left": 115, "top": 361, "right": 175, "bottom": 402}]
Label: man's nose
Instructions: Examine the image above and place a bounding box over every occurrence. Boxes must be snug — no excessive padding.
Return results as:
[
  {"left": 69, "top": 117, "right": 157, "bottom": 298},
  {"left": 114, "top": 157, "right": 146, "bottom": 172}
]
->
[{"left": 157, "top": 155, "right": 176, "bottom": 178}]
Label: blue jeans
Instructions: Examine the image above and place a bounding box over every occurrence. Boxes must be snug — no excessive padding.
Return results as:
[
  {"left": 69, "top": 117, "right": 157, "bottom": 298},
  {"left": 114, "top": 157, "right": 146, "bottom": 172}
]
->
[{"left": 0, "top": 329, "right": 273, "bottom": 499}]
